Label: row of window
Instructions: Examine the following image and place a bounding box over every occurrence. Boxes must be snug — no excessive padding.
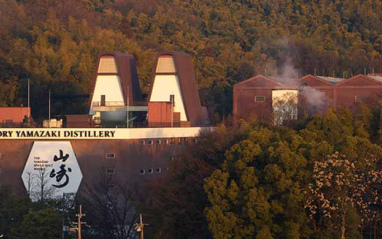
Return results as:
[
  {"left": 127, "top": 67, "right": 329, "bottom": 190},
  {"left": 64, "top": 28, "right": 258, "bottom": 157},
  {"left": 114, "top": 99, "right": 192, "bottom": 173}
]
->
[
  {"left": 140, "top": 138, "right": 197, "bottom": 146},
  {"left": 140, "top": 168, "right": 163, "bottom": 175},
  {"left": 105, "top": 167, "right": 166, "bottom": 175},
  {"left": 254, "top": 95, "right": 366, "bottom": 103}
]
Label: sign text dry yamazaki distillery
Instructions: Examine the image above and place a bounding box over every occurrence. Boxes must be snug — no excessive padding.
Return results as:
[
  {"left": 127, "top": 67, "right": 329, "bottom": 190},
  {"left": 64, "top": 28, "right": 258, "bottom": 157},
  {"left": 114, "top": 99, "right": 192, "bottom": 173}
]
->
[{"left": 0, "top": 127, "right": 208, "bottom": 140}]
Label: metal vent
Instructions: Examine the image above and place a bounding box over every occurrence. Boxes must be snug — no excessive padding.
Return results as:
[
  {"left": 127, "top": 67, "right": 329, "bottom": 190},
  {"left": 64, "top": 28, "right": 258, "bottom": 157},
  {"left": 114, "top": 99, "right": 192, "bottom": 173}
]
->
[
  {"left": 98, "top": 56, "right": 118, "bottom": 74},
  {"left": 156, "top": 56, "right": 176, "bottom": 73}
]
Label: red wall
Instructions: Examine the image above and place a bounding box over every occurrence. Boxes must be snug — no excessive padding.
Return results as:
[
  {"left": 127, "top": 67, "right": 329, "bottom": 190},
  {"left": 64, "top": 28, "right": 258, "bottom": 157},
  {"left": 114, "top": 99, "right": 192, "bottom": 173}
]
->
[{"left": 0, "top": 138, "right": 189, "bottom": 196}]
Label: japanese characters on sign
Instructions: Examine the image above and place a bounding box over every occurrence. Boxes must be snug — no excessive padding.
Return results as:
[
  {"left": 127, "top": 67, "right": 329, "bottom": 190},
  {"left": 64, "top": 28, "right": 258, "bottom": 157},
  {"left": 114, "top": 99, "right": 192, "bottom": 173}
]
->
[{"left": 21, "top": 141, "right": 83, "bottom": 201}]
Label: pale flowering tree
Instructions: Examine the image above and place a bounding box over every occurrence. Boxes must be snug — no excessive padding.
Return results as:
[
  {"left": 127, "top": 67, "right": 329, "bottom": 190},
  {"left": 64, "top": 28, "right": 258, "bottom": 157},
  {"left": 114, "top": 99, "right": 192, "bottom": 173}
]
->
[
  {"left": 272, "top": 92, "right": 298, "bottom": 125},
  {"left": 305, "top": 152, "right": 382, "bottom": 239}
]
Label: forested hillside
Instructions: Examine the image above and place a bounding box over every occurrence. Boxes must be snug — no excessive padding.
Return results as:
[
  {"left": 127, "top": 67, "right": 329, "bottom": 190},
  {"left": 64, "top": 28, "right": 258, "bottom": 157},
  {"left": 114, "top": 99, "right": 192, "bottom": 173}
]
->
[{"left": 2, "top": 0, "right": 382, "bottom": 119}]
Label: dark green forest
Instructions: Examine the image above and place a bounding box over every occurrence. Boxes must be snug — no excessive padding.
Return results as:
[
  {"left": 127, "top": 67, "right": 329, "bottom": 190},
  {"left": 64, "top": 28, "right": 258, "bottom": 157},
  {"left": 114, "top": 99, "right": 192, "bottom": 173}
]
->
[
  {"left": 151, "top": 106, "right": 382, "bottom": 239},
  {"left": 2, "top": 0, "right": 382, "bottom": 119}
]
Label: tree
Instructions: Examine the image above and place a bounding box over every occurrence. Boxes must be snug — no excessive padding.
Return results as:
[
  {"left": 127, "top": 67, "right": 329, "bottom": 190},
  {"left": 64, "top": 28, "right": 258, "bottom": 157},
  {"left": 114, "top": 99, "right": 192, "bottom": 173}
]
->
[
  {"left": 0, "top": 185, "right": 61, "bottom": 239},
  {"left": 149, "top": 123, "right": 249, "bottom": 238},
  {"left": 204, "top": 126, "right": 311, "bottom": 238},
  {"left": 305, "top": 152, "right": 382, "bottom": 239},
  {"left": 78, "top": 170, "right": 141, "bottom": 239},
  {"left": 24, "top": 168, "right": 56, "bottom": 202},
  {"left": 11, "top": 208, "right": 61, "bottom": 239}
]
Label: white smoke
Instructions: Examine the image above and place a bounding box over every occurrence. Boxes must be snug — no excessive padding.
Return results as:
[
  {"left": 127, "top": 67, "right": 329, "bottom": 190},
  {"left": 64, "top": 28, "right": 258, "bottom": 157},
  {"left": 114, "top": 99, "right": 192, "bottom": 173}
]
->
[
  {"left": 300, "top": 87, "right": 326, "bottom": 110},
  {"left": 274, "top": 38, "right": 300, "bottom": 86},
  {"left": 273, "top": 38, "right": 326, "bottom": 110}
]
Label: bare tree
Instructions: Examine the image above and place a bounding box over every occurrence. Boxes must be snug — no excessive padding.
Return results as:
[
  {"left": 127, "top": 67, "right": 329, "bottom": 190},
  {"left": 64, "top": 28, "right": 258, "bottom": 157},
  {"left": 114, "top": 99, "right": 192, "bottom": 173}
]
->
[
  {"left": 24, "top": 171, "right": 34, "bottom": 197},
  {"left": 31, "top": 168, "right": 56, "bottom": 202},
  {"left": 273, "top": 92, "right": 298, "bottom": 125},
  {"left": 78, "top": 170, "right": 141, "bottom": 239}
]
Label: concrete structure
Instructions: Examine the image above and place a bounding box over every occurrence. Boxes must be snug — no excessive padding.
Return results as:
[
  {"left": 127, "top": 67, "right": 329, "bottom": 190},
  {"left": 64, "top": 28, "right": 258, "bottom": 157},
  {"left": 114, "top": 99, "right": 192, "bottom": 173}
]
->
[
  {"left": 89, "top": 52, "right": 147, "bottom": 128},
  {"left": 148, "top": 52, "right": 207, "bottom": 127},
  {"left": 0, "top": 130, "right": 201, "bottom": 197}
]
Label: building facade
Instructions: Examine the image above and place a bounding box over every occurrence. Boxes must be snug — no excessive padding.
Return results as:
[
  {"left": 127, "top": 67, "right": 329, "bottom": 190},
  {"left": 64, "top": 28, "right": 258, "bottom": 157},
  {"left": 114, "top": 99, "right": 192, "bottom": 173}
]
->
[
  {"left": 0, "top": 51, "right": 210, "bottom": 200},
  {"left": 234, "top": 74, "right": 382, "bottom": 122}
]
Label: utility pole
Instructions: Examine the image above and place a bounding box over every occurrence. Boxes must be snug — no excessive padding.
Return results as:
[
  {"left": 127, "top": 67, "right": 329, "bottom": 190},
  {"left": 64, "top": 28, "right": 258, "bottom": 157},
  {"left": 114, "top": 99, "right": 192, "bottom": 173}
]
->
[
  {"left": 170, "top": 95, "right": 174, "bottom": 128},
  {"left": 135, "top": 214, "right": 148, "bottom": 239},
  {"left": 48, "top": 89, "right": 51, "bottom": 128},
  {"left": 140, "top": 214, "right": 144, "bottom": 239},
  {"left": 28, "top": 78, "right": 30, "bottom": 121},
  {"left": 71, "top": 205, "right": 86, "bottom": 239},
  {"left": 126, "top": 85, "right": 129, "bottom": 128}
]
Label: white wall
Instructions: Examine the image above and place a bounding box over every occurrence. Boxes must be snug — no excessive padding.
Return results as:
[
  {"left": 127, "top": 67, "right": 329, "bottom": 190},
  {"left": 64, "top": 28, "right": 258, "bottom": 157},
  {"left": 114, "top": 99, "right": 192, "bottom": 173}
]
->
[
  {"left": 150, "top": 75, "right": 187, "bottom": 121},
  {"left": 89, "top": 75, "right": 125, "bottom": 114}
]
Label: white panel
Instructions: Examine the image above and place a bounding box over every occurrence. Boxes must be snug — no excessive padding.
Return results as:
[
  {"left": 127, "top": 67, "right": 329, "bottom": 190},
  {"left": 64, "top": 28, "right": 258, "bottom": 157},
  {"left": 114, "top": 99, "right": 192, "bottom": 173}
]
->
[
  {"left": 21, "top": 141, "right": 82, "bottom": 201},
  {"left": 150, "top": 75, "right": 187, "bottom": 121},
  {"left": 98, "top": 56, "right": 118, "bottom": 73},
  {"left": 90, "top": 75, "right": 125, "bottom": 114},
  {"left": 156, "top": 56, "right": 176, "bottom": 73},
  {"left": 0, "top": 127, "right": 214, "bottom": 140}
]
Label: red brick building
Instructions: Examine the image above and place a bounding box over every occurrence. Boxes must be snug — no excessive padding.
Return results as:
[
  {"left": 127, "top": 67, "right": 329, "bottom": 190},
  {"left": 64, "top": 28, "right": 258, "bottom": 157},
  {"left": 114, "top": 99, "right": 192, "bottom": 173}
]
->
[
  {"left": 234, "top": 74, "right": 382, "bottom": 121},
  {"left": 0, "top": 107, "right": 30, "bottom": 126}
]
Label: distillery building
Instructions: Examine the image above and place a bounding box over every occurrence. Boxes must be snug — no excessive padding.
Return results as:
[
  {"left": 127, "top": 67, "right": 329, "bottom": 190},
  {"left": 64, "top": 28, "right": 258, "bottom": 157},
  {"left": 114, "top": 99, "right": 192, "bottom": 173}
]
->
[
  {"left": 233, "top": 74, "right": 382, "bottom": 122},
  {"left": 0, "top": 51, "right": 210, "bottom": 201}
]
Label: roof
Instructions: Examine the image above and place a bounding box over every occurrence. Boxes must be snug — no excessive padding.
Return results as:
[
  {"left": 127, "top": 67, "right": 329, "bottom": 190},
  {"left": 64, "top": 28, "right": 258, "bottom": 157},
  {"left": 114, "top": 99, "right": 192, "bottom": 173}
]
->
[
  {"left": 89, "top": 52, "right": 143, "bottom": 107},
  {"left": 148, "top": 51, "right": 205, "bottom": 126},
  {"left": 335, "top": 74, "right": 382, "bottom": 87},
  {"left": 234, "top": 75, "right": 284, "bottom": 88},
  {"left": 316, "top": 76, "right": 344, "bottom": 84},
  {"left": 367, "top": 76, "right": 382, "bottom": 83},
  {"left": 298, "top": 75, "right": 334, "bottom": 86},
  {"left": 0, "top": 107, "right": 30, "bottom": 123}
]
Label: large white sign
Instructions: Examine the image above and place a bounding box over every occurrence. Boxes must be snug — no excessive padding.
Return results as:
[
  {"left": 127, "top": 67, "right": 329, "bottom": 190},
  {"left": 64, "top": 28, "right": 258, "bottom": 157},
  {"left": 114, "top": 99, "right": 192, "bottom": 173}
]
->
[
  {"left": 0, "top": 127, "right": 210, "bottom": 140},
  {"left": 21, "top": 141, "right": 83, "bottom": 201}
]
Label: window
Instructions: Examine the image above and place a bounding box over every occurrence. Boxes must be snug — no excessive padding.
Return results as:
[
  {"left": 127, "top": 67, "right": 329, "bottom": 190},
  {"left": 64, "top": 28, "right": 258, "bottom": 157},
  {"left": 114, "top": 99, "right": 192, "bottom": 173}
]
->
[
  {"left": 156, "top": 139, "right": 161, "bottom": 145},
  {"left": 147, "top": 140, "right": 153, "bottom": 145},
  {"left": 156, "top": 168, "right": 162, "bottom": 173},
  {"left": 355, "top": 95, "right": 366, "bottom": 103},
  {"left": 140, "top": 140, "right": 145, "bottom": 146},
  {"left": 162, "top": 139, "right": 168, "bottom": 145},
  {"left": 106, "top": 153, "right": 115, "bottom": 158},
  {"left": 170, "top": 138, "right": 175, "bottom": 145},
  {"left": 255, "top": 96, "right": 265, "bottom": 102},
  {"left": 140, "top": 169, "right": 145, "bottom": 175},
  {"left": 106, "top": 168, "right": 115, "bottom": 175},
  {"left": 148, "top": 168, "right": 153, "bottom": 174}
]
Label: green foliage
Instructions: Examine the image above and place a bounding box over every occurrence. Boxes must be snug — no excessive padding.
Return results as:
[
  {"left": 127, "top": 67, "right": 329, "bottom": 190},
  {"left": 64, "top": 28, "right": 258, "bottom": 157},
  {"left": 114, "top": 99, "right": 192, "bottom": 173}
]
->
[
  {"left": 0, "top": 185, "right": 62, "bottom": 239},
  {"left": 13, "top": 208, "right": 61, "bottom": 239},
  {"left": 2, "top": 0, "right": 382, "bottom": 119},
  {"left": 204, "top": 126, "right": 310, "bottom": 238},
  {"left": 202, "top": 108, "right": 382, "bottom": 238}
]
